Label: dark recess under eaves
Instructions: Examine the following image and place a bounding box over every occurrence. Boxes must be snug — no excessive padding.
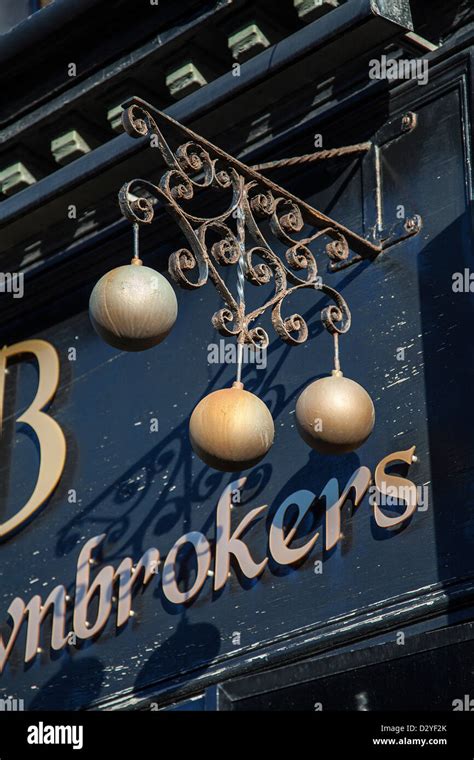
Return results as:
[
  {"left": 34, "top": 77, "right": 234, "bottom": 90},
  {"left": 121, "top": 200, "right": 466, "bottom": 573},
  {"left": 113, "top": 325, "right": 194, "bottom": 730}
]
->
[
  {"left": 0, "top": 0, "right": 417, "bottom": 253},
  {"left": 0, "top": 0, "right": 241, "bottom": 128},
  {"left": 409, "top": 0, "right": 474, "bottom": 44},
  {"left": 0, "top": 0, "right": 309, "bottom": 132}
]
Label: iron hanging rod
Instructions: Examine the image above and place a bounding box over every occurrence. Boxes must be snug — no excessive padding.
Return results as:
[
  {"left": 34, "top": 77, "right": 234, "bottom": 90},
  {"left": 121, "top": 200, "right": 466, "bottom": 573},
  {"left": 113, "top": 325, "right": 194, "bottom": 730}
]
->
[{"left": 251, "top": 142, "right": 372, "bottom": 172}]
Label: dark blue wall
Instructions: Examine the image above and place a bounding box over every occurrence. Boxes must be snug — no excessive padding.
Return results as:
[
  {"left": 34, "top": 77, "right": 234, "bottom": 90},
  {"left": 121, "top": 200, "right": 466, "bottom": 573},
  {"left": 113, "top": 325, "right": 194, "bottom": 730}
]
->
[
  {"left": 0, "top": 32, "right": 473, "bottom": 711},
  {"left": 0, "top": 1, "right": 33, "bottom": 35}
]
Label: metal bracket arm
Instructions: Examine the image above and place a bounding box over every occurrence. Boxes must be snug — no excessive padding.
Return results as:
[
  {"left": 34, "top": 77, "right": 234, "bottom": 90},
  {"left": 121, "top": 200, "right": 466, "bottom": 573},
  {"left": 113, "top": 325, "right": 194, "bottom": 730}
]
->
[{"left": 118, "top": 97, "right": 419, "bottom": 349}]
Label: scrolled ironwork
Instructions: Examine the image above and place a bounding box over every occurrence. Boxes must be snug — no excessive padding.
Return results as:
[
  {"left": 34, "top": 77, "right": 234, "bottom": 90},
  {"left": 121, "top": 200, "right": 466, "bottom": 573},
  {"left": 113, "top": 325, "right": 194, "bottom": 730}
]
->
[{"left": 118, "top": 98, "right": 366, "bottom": 350}]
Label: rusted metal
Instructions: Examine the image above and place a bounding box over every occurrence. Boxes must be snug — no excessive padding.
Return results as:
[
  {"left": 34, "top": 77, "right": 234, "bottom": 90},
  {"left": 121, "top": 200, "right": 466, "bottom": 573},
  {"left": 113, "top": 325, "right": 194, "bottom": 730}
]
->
[
  {"left": 118, "top": 97, "right": 363, "bottom": 349},
  {"left": 405, "top": 214, "right": 422, "bottom": 233},
  {"left": 401, "top": 111, "right": 418, "bottom": 132},
  {"left": 115, "top": 93, "right": 419, "bottom": 348},
  {"left": 116, "top": 97, "right": 419, "bottom": 347},
  {"left": 251, "top": 142, "right": 372, "bottom": 172}
]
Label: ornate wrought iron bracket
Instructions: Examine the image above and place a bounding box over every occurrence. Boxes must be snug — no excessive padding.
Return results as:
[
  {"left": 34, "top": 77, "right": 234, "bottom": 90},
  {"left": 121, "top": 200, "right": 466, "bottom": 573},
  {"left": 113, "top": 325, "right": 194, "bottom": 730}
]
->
[
  {"left": 118, "top": 97, "right": 420, "bottom": 350},
  {"left": 351, "top": 109, "right": 422, "bottom": 273},
  {"left": 248, "top": 110, "right": 422, "bottom": 273}
]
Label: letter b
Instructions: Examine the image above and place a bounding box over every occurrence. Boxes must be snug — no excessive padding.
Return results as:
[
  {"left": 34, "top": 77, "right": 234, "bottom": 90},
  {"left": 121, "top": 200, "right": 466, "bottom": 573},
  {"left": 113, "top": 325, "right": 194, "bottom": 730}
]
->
[{"left": 0, "top": 340, "right": 66, "bottom": 539}]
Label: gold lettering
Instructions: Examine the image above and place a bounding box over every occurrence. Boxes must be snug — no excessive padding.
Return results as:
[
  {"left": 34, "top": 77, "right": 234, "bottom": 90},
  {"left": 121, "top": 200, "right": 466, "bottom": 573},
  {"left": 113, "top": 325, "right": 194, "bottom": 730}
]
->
[
  {"left": 373, "top": 446, "right": 418, "bottom": 528},
  {"left": 323, "top": 467, "right": 372, "bottom": 550},
  {"left": 0, "top": 597, "right": 27, "bottom": 674},
  {"left": 73, "top": 534, "right": 114, "bottom": 639},
  {"left": 0, "top": 587, "right": 68, "bottom": 672},
  {"left": 115, "top": 548, "right": 160, "bottom": 625},
  {"left": 0, "top": 449, "right": 421, "bottom": 669},
  {"left": 162, "top": 532, "right": 210, "bottom": 604},
  {"left": 0, "top": 340, "right": 66, "bottom": 539},
  {"left": 214, "top": 479, "right": 268, "bottom": 591},
  {"left": 24, "top": 587, "right": 68, "bottom": 662},
  {"left": 269, "top": 490, "right": 319, "bottom": 565}
]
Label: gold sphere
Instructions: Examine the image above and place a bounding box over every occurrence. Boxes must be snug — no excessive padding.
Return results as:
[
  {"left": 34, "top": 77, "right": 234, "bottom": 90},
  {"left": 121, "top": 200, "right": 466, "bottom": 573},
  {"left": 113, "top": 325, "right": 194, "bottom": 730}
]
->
[
  {"left": 189, "top": 382, "right": 275, "bottom": 471},
  {"left": 295, "top": 370, "right": 375, "bottom": 455},
  {"left": 89, "top": 260, "right": 177, "bottom": 351}
]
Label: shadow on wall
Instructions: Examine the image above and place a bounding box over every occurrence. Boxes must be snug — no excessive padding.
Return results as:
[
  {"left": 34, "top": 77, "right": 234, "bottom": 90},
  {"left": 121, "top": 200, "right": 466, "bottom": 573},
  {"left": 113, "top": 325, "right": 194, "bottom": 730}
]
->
[
  {"left": 29, "top": 656, "right": 104, "bottom": 710},
  {"left": 419, "top": 213, "right": 474, "bottom": 591}
]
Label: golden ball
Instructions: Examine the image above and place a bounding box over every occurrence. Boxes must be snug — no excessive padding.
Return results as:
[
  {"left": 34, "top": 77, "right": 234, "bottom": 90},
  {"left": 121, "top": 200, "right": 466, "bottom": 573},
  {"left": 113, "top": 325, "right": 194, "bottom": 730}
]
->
[
  {"left": 295, "top": 371, "right": 375, "bottom": 455},
  {"left": 189, "top": 382, "right": 275, "bottom": 471},
  {"left": 89, "top": 261, "right": 177, "bottom": 351}
]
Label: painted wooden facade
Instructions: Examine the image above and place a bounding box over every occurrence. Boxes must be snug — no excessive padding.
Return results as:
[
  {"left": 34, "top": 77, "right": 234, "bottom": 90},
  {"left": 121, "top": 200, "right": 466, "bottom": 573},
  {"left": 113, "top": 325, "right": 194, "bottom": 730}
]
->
[{"left": 0, "top": 0, "right": 473, "bottom": 711}]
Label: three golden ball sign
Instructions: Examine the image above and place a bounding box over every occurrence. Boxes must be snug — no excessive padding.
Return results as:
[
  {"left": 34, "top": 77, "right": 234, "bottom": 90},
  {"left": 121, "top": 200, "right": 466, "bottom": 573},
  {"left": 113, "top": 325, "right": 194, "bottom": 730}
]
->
[{"left": 89, "top": 258, "right": 375, "bottom": 471}]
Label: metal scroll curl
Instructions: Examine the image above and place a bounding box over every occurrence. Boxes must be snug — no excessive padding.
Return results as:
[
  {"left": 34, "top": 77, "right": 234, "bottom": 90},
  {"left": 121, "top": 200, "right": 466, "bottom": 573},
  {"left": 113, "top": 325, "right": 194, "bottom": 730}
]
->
[{"left": 118, "top": 99, "right": 355, "bottom": 350}]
